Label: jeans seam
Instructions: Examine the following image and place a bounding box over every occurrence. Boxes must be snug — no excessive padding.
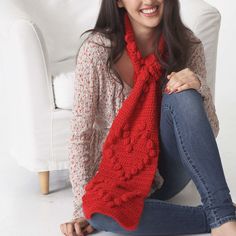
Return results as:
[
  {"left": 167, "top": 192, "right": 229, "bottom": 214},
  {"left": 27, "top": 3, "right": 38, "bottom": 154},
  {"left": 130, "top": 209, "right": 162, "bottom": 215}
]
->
[
  {"left": 209, "top": 215, "right": 236, "bottom": 229},
  {"left": 163, "top": 103, "right": 220, "bottom": 224},
  {"left": 145, "top": 198, "right": 202, "bottom": 210}
]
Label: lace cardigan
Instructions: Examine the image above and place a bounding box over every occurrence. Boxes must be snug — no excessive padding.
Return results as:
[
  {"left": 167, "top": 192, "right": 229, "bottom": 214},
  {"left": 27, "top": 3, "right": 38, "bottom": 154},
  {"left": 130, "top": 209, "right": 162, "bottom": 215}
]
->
[{"left": 68, "top": 32, "right": 220, "bottom": 220}]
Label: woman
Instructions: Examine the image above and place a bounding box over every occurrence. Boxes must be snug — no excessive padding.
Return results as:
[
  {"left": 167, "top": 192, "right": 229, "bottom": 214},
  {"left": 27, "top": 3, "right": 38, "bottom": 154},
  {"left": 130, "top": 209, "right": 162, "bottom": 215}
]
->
[{"left": 60, "top": 0, "right": 236, "bottom": 235}]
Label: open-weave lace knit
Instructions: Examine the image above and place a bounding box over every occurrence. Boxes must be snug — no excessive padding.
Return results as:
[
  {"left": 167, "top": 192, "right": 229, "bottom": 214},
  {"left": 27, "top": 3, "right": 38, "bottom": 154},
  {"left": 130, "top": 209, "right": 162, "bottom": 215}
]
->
[{"left": 82, "top": 13, "right": 167, "bottom": 230}]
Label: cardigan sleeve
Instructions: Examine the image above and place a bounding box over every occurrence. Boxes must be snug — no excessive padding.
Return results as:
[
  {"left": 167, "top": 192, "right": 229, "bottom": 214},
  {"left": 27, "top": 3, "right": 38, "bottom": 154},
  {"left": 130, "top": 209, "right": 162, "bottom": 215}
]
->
[
  {"left": 185, "top": 36, "right": 220, "bottom": 138},
  {"left": 185, "top": 38, "right": 208, "bottom": 99},
  {"left": 68, "top": 36, "right": 100, "bottom": 220}
]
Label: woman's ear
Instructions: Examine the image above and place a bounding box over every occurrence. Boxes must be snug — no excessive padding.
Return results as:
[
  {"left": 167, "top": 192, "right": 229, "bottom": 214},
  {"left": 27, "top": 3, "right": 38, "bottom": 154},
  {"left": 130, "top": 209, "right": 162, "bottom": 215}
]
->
[{"left": 117, "top": 0, "right": 124, "bottom": 8}]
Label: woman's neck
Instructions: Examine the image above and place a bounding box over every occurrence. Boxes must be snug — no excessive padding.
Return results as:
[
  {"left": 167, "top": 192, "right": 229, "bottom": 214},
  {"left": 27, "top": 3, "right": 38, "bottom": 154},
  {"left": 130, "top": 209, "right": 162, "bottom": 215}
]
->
[{"left": 131, "top": 23, "right": 159, "bottom": 57}]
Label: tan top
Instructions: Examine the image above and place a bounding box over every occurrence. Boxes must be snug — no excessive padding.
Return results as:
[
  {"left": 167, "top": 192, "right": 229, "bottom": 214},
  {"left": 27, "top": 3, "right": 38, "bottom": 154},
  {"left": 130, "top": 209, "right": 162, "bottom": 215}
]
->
[{"left": 68, "top": 31, "right": 220, "bottom": 220}]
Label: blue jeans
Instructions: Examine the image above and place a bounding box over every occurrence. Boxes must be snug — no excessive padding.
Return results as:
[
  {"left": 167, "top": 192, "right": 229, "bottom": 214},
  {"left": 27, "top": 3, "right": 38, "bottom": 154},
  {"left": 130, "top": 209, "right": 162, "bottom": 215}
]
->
[{"left": 86, "top": 89, "right": 236, "bottom": 235}]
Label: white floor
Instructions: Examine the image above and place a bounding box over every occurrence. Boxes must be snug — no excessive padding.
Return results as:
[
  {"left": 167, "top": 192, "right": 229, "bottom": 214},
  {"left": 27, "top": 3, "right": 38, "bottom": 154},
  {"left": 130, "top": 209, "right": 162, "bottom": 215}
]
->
[{"left": 0, "top": 95, "right": 235, "bottom": 236}]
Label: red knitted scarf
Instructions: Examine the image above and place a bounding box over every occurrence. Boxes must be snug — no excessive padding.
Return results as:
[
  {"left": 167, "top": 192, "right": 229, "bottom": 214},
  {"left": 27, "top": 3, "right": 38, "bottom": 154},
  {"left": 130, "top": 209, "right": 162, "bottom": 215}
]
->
[{"left": 82, "top": 13, "right": 167, "bottom": 230}]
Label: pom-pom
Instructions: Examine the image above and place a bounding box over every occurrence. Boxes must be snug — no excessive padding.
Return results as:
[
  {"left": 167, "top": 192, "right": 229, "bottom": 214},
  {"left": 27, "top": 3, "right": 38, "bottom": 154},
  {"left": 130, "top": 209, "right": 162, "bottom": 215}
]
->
[
  {"left": 149, "top": 149, "right": 157, "bottom": 157},
  {"left": 146, "top": 139, "right": 154, "bottom": 149},
  {"left": 138, "top": 122, "right": 146, "bottom": 131},
  {"left": 121, "top": 194, "right": 130, "bottom": 202},
  {"left": 113, "top": 163, "right": 122, "bottom": 170},
  {"left": 131, "top": 168, "right": 138, "bottom": 175},
  {"left": 114, "top": 198, "right": 122, "bottom": 206},
  {"left": 126, "top": 145, "right": 133, "bottom": 153},
  {"left": 137, "top": 162, "right": 145, "bottom": 171},
  {"left": 142, "top": 155, "right": 149, "bottom": 165}
]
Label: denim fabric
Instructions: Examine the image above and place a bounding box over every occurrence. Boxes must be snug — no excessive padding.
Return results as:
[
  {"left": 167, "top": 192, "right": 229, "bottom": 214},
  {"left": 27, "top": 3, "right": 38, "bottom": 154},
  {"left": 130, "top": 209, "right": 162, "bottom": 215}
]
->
[{"left": 86, "top": 89, "right": 236, "bottom": 235}]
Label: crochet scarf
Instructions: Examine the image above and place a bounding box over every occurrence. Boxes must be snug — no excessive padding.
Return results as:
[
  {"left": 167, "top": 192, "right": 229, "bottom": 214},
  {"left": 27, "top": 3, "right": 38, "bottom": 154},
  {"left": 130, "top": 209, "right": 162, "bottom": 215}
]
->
[{"left": 82, "top": 13, "right": 167, "bottom": 231}]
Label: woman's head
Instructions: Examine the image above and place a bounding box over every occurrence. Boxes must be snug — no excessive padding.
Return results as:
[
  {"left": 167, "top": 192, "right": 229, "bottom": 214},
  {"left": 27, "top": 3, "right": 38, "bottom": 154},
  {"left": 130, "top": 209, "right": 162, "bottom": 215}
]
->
[
  {"left": 116, "top": 0, "right": 164, "bottom": 33},
  {"left": 81, "top": 0, "right": 200, "bottom": 91}
]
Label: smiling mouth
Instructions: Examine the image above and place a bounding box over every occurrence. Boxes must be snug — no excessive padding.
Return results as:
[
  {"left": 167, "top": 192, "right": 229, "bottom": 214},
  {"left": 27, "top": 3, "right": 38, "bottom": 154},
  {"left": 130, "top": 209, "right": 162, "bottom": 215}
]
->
[{"left": 140, "top": 6, "right": 160, "bottom": 14}]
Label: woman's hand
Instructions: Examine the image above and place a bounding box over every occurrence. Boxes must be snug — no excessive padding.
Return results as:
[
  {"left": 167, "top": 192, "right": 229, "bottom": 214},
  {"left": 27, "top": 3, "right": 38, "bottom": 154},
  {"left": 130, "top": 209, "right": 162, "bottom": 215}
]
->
[
  {"left": 164, "top": 68, "right": 201, "bottom": 94},
  {"left": 60, "top": 217, "right": 96, "bottom": 236}
]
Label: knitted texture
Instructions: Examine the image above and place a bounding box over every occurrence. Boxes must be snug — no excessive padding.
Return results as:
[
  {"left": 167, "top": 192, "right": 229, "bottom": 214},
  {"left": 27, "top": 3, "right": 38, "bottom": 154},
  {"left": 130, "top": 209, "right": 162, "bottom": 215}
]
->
[{"left": 82, "top": 13, "right": 167, "bottom": 230}]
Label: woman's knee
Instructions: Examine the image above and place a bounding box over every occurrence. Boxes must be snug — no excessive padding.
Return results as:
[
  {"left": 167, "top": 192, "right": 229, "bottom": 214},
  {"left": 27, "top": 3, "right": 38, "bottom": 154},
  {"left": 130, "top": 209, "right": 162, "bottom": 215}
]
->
[{"left": 161, "top": 89, "right": 204, "bottom": 115}]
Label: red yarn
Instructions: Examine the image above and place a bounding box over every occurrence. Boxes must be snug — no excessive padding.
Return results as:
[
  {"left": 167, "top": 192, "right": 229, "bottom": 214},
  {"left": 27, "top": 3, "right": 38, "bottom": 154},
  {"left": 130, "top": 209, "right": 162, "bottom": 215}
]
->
[{"left": 82, "top": 13, "right": 167, "bottom": 230}]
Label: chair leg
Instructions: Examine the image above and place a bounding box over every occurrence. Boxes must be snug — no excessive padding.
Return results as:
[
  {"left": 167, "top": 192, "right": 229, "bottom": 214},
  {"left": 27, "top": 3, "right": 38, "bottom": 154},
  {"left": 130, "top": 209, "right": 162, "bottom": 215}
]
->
[{"left": 38, "top": 171, "right": 49, "bottom": 194}]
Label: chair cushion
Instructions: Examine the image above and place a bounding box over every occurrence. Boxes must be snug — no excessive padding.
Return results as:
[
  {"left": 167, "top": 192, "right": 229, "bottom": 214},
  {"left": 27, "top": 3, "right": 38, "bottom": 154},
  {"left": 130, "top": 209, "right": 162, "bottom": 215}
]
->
[{"left": 53, "top": 71, "right": 75, "bottom": 110}]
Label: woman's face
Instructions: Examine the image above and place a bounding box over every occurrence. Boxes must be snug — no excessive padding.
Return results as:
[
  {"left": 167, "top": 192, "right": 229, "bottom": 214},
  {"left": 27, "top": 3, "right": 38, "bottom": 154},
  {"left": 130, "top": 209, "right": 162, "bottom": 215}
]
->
[{"left": 117, "top": 0, "right": 164, "bottom": 32}]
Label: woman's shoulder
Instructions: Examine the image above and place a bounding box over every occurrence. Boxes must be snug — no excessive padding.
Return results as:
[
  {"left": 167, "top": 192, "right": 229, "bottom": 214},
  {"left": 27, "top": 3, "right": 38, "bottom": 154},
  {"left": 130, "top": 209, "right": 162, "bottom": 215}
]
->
[
  {"left": 79, "top": 32, "right": 111, "bottom": 54},
  {"left": 185, "top": 28, "right": 201, "bottom": 42},
  {"left": 185, "top": 29, "right": 203, "bottom": 51},
  {"left": 183, "top": 28, "right": 205, "bottom": 60},
  {"left": 76, "top": 32, "right": 111, "bottom": 67},
  {"left": 86, "top": 31, "right": 112, "bottom": 46}
]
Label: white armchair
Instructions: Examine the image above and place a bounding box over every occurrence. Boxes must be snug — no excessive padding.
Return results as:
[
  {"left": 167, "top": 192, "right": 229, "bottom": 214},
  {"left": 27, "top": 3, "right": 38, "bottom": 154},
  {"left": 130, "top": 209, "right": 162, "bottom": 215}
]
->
[{"left": 0, "top": 0, "right": 221, "bottom": 194}]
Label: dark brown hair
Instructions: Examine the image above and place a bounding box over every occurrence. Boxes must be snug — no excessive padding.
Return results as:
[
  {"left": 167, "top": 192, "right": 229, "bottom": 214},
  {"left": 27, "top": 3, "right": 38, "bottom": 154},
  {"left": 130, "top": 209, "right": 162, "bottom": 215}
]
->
[{"left": 79, "top": 0, "right": 200, "bottom": 93}]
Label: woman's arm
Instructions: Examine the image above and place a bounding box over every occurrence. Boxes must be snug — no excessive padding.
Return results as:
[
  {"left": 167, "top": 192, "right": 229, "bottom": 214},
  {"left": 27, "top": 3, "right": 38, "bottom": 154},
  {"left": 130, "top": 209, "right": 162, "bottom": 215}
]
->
[
  {"left": 185, "top": 37, "right": 220, "bottom": 138},
  {"left": 68, "top": 37, "right": 100, "bottom": 220},
  {"left": 185, "top": 39, "right": 209, "bottom": 100}
]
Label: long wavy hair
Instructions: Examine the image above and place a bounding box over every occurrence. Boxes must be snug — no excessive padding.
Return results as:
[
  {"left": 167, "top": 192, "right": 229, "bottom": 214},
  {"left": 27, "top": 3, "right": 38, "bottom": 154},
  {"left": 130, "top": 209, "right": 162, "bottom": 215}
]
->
[{"left": 78, "top": 0, "right": 201, "bottom": 93}]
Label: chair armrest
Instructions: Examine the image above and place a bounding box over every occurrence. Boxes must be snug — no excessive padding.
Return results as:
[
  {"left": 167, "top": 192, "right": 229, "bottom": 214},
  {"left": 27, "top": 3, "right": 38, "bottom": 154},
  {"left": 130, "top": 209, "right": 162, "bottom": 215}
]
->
[
  {"left": 6, "top": 19, "right": 55, "bottom": 111},
  {"left": 4, "top": 19, "right": 55, "bottom": 169}
]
